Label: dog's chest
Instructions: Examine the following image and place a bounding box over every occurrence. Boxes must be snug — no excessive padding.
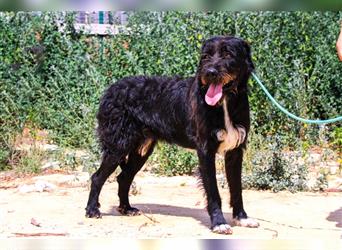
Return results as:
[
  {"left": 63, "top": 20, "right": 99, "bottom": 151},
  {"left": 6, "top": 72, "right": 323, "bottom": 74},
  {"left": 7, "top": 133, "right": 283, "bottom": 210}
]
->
[{"left": 216, "top": 97, "right": 246, "bottom": 155}]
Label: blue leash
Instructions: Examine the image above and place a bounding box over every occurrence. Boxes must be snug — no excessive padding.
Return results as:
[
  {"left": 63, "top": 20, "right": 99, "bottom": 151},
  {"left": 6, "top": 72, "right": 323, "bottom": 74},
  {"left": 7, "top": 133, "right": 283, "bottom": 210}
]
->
[{"left": 251, "top": 72, "right": 342, "bottom": 124}]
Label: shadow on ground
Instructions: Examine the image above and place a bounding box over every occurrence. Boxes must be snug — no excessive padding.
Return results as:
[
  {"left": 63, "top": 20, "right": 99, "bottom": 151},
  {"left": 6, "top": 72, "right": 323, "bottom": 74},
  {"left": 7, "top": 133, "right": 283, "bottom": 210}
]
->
[
  {"left": 326, "top": 207, "right": 342, "bottom": 228},
  {"left": 103, "top": 203, "right": 233, "bottom": 228}
]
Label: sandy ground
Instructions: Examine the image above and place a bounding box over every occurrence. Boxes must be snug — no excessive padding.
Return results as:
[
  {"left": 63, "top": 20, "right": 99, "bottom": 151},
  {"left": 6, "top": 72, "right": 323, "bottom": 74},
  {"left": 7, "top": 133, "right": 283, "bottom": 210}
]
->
[{"left": 0, "top": 172, "right": 341, "bottom": 239}]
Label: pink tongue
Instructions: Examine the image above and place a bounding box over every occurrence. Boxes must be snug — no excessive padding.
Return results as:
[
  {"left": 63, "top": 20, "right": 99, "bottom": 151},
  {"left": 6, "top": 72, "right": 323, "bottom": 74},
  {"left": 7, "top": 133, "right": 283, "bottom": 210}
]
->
[{"left": 205, "top": 83, "right": 223, "bottom": 106}]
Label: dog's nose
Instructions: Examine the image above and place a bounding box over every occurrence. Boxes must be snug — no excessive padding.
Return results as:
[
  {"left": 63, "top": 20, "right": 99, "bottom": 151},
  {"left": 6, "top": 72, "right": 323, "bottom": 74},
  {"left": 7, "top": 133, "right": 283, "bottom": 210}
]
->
[{"left": 206, "top": 68, "right": 218, "bottom": 78}]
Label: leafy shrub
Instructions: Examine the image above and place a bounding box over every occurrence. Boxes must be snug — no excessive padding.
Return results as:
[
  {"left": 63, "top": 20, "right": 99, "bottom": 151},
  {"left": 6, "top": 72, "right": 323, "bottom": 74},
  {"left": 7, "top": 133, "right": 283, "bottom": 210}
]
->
[
  {"left": 242, "top": 132, "right": 308, "bottom": 192},
  {"left": 313, "top": 172, "right": 329, "bottom": 191},
  {"left": 0, "top": 147, "right": 11, "bottom": 170},
  {"left": 0, "top": 11, "right": 341, "bottom": 181},
  {"left": 150, "top": 143, "right": 198, "bottom": 176},
  {"left": 331, "top": 127, "right": 342, "bottom": 148},
  {"left": 14, "top": 147, "right": 45, "bottom": 174}
]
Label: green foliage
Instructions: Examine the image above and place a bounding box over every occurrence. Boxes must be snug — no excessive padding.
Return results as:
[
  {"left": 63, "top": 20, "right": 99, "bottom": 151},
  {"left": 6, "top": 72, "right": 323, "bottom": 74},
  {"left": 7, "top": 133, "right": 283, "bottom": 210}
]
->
[
  {"left": 52, "top": 149, "right": 100, "bottom": 172},
  {"left": 244, "top": 12, "right": 342, "bottom": 147},
  {"left": 15, "top": 148, "right": 45, "bottom": 174},
  {"left": 150, "top": 143, "right": 198, "bottom": 176},
  {"left": 242, "top": 131, "right": 308, "bottom": 192},
  {"left": 0, "top": 147, "right": 11, "bottom": 170},
  {"left": 313, "top": 172, "right": 329, "bottom": 191},
  {"left": 331, "top": 127, "right": 342, "bottom": 148},
  {"left": 0, "top": 11, "right": 341, "bottom": 182}
]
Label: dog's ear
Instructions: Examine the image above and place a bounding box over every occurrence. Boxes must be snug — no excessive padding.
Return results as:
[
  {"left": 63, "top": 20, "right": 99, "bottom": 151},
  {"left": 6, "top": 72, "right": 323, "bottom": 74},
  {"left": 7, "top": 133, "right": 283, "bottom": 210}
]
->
[{"left": 242, "top": 40, "right": 255, "bottom": 73}]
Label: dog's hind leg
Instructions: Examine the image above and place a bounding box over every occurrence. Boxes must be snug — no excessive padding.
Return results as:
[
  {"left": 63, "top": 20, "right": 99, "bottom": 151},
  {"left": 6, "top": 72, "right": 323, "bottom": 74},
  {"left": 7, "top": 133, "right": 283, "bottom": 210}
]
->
[
  {"left": 85, "top": 151, "right": 123, "bottom": 218},
  {"left": 117, "top": 138, "right": 156, "bottom": 216},
  {"left": 85, "top": 121, "right": 140, "bottom": 218}
]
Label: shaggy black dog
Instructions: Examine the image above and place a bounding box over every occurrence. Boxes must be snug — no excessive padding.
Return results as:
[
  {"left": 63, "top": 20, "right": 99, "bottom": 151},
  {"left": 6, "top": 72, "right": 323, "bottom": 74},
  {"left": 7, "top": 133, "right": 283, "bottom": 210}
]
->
[{"left": 85, "top": 36, "right": 259, "bottom": 234}]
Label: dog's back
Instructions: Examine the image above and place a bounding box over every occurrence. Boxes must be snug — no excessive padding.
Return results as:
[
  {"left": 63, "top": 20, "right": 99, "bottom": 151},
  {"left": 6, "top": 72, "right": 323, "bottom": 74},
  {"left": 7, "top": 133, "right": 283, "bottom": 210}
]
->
[{"left": 97, "top": 76, "right": 196, "bottom": 150}]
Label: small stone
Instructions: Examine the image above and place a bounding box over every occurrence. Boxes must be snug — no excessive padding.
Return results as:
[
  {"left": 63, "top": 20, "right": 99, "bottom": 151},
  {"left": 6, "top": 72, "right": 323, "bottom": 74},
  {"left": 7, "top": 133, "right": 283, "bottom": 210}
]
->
[
  {"left": 41, "top": 161, "right": 60, "bottom": 170},
  {"left": 18, "top": 181, "right": 56, "bottom": 193},
  {"left": 307, "top": 153, "right": 321, "bottom": 163},
  {"left": 33, "top": 173, "right": 89, "bottom": 187},
  {"left": 18, "top": 184, "right": 36, "bottom": 193},
  {"left": 40, "top": 144, "right": 59, "bottom": 151},
  {"left": 34, "top": 180, "right": 56, "bottom": 192}
]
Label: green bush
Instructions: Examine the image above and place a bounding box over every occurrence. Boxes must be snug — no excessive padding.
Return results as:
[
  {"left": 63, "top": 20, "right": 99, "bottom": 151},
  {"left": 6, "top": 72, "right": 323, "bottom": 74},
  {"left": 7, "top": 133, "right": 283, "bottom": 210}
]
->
[
  {"left": 242, "top": 131, "right": 308, "bottom": 192},
  {"left": 0, "top": 11, "right": 341, "bottom": 182},
  {"left": 15, "top": 147, "right": 45, "bottom": 174},
  {"left": 150, "top": 143, "right": 198, "bottom": 176}
]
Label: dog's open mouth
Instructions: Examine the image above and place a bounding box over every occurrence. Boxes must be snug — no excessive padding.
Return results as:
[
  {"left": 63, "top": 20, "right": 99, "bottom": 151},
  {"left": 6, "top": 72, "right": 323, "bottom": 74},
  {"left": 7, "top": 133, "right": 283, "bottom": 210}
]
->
[
  {"left": 204, "top": 73, "right": 235, "bottom": 106},
  {"left": 205, "top": 83, "right": 223, "bottom": 106}
]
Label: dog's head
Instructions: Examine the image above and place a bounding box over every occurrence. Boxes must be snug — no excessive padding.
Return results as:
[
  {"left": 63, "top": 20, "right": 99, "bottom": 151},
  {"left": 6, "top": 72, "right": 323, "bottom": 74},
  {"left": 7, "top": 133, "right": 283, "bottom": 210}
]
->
[{"left": 197, "top": 36, "right": 254, "bottom": 106}]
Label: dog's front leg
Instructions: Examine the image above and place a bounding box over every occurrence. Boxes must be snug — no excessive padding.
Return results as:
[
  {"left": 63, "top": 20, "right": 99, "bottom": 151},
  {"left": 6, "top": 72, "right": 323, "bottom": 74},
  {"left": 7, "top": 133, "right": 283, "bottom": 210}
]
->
[
  {"left": 197, "top": 147, "right": 232, "bottom": 234},
  {"left": 225, "top": 147, "right": 259, "bottom": 228}
]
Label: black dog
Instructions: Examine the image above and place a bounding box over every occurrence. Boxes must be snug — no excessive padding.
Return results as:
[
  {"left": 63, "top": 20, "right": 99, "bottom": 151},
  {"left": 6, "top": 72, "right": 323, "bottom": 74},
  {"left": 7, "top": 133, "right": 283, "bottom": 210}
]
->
[{"left": 85, "top": 36, "right": 259, "bottom": 234}]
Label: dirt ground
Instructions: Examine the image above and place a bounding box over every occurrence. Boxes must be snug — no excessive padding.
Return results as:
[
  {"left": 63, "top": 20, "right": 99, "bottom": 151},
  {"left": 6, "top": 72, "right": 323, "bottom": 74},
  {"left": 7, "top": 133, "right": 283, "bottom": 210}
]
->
[{"left": 0, "top": 171, "right": 341, "bottom": 239}]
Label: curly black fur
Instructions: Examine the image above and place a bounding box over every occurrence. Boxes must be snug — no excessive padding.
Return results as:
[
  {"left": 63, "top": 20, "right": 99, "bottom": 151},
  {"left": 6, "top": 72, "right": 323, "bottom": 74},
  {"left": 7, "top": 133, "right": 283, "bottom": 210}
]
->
[{"left": 85, "top": 36, "right": 255, "bottom": 231}]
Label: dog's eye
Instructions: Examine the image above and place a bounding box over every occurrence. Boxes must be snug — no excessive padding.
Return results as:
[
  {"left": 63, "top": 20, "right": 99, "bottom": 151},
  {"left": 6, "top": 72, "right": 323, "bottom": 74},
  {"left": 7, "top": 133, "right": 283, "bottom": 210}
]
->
[{"left": 222, "top": 51, "right": 231, "bottom": 58}]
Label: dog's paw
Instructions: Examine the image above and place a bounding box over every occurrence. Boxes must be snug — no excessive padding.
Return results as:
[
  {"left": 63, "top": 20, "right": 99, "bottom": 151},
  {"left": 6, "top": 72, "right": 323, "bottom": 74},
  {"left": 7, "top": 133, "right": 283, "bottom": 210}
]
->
[
  {"left": 212, "top": 224, "right": 233, "bottom": 235},
  {"left": 117, "top": 206, "right": 141, "bottom": 216},
  {"left": 233, "top": 217, "right": 259, "bottom": 228},
  {"left": 85, "top": 207, "right": 102, "bottom": 219}
]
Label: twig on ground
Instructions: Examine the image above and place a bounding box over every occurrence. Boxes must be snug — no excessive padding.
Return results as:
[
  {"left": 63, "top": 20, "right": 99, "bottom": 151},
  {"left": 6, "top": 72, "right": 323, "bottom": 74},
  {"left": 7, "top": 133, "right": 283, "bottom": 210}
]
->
[
  {"left": 142, "top": 206, "right": 159, "bottom": 224},
  {"left": 262, "top": 227, "right": 278, "bottom": 239},
  {"left": 12, "top": 232, "right": 68, "bottom": 237},
  {"left": 141, "top": 211, "right": 159, "bottom": 224},
  {"left": 138, "top": 222, "right": 149, "bottom": 231}
]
